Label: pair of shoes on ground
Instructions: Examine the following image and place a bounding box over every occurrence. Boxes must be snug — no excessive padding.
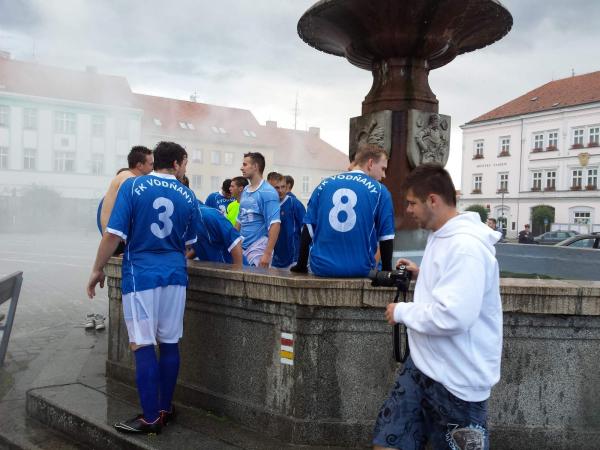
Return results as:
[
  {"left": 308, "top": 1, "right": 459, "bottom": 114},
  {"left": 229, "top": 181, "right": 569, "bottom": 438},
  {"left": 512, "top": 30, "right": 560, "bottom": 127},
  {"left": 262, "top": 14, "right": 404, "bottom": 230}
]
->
[
  {"left": 114, "top": 407, "right": 176, "bottom": 435},
  {"left": 84, "top": 313, "right": 105, "bottom": 331}
]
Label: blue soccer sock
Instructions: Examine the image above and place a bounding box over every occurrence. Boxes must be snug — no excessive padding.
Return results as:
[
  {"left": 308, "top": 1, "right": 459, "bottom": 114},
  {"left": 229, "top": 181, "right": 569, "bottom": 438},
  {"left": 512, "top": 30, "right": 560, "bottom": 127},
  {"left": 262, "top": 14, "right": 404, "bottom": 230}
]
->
[
  {"left": 134, "top": 345, "right": 160, "bottom": 423},
  {"left": 158, "top": 343, "right": 180, "bottom": 412}
]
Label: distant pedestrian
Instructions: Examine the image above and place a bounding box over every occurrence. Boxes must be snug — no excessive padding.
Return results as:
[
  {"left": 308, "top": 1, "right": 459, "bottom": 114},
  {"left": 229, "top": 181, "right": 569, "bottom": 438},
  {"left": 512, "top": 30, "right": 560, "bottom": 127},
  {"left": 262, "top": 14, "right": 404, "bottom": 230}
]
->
[{"left": 518, "top": 224, "right": 534, "bottom": 244}]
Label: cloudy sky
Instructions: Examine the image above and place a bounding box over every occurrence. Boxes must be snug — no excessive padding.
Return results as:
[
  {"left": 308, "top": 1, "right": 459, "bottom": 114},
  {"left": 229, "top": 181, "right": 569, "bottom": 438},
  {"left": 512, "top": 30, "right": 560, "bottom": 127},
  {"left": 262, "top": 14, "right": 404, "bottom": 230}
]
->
[{"left": 1, "top": 0, "right": 599, "bottom": 185}]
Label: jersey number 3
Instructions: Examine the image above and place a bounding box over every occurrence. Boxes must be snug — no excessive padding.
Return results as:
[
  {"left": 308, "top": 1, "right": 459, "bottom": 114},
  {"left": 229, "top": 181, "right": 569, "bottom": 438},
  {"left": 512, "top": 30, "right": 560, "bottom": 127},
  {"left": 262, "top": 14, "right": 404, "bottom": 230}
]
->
[
  {"left": 328, "top": 188, "right": 357, "bottom": 232},
  {"left": 151, "top": 197, "right": 174, "bottom": 239}
]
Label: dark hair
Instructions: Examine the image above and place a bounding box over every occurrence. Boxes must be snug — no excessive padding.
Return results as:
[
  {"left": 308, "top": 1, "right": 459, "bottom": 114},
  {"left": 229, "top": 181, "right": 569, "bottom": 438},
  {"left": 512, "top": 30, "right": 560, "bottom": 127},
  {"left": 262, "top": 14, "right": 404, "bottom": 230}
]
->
[
  {"left": 244, "top": 152, "right": 266, "bottom": 174},
  {"left": 221, "top": 178, "right": 232, "bottom": 192},
  {"left": 284, "top": 175, "right": 294, "bottom": 189},
  {"left": 402, "top": 163, "right": 456, "bottom": 207},
  {"left": 127, "top": 146, "right": 152, "bottom": 169},
  {"left": 153, "top": 141, "right": 187, "bottom": 170},
  {"left": 116, "top": 167, "right": 130, "bottom": 175},
  {"left": 180, "top": 175, "right": 190, "bottom": 187},
  {"left": 231, "top": 176, "right": 249, "bottom": 188},
  {"left": 267, "top": 171, "right": 283, "bottom": 182},
  {"left": 354, "top": 144, "right": 387, "bottom": 166},
  {"left": 488, "top": 217, "right": 497, "bottom": 226}
]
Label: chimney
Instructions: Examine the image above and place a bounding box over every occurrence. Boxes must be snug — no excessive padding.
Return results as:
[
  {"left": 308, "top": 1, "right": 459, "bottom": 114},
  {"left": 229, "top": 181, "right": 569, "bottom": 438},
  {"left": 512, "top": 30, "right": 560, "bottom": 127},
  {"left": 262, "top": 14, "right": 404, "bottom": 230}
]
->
[
  {"left": 0, "top": 51, "right": 11, "bottom": 60},
  {"left": 308, "top": 126, "right": 320, "bottom": 137},
  {"left": 266, "top": 120, "right": 277, "bottom": 128},
  {"left": 86, "top": 65, "right": 98, "bottom": 74}
]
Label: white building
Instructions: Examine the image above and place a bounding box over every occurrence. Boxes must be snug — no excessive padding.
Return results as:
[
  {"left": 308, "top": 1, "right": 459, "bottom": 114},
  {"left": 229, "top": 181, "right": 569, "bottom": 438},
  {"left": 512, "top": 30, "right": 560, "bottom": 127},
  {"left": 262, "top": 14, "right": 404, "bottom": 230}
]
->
[{"left": 459, "top": 71, "right": 600, "bottom": 239}]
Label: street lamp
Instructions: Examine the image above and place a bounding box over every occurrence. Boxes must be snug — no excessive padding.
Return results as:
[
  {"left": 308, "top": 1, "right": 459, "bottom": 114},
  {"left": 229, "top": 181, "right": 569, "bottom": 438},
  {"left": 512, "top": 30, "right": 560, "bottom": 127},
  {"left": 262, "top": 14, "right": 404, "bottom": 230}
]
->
[{"left": 500, "top": 190, "right": 505, "bottom": 237}]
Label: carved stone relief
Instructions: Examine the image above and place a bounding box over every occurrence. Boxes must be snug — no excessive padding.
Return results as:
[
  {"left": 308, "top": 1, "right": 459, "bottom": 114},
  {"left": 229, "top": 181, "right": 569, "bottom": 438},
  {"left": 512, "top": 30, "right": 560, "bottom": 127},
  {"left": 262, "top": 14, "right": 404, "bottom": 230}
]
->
[
  {"left": 349, "top": 110, "right": 393, "bottom": 162},
  {"left": 407, "top": 110, "right": 451, "bottom": 168}
]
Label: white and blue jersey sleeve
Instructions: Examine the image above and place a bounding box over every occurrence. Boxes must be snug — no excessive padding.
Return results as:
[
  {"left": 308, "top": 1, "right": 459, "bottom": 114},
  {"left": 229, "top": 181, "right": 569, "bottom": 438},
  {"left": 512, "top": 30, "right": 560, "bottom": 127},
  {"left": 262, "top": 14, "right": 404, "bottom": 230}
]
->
[
  {"left": 376, "top": 186, "right": 395, "bottom": 242},
  {"left": 192, "top": 204, "right": 242, "bottom": 264},
  {"left": 107, "top": 174, "right": 199, "bottom": 295}
]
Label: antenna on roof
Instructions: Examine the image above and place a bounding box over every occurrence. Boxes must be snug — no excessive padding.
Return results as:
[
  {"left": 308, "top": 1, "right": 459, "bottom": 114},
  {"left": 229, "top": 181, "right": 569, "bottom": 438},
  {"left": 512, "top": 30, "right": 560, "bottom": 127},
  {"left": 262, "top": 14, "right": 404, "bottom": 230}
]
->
[
  {"left": 571, "top": 68, "right": 575, "bottom": 77},
  {"left": 190, "top": 90, "right": 198, "bottom": 102}
]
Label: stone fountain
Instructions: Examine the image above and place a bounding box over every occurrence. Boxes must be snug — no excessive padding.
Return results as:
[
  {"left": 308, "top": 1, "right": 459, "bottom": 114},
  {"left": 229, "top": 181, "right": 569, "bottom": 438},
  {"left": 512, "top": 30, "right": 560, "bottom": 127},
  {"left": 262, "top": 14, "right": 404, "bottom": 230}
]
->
[{"left": 298, "top": 0, "right": 512, "bottom": 248}]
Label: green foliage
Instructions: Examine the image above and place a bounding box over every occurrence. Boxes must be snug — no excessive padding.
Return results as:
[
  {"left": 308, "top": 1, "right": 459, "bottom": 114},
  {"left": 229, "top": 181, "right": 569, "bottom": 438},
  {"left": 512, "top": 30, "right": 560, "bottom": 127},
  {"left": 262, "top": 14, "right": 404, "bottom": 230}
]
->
[
  {"left": 531, "top": 205, "right": 555, "bottom": 233},
  {"left": 465, "top": 204, "right": 488, "bottom": 222}
]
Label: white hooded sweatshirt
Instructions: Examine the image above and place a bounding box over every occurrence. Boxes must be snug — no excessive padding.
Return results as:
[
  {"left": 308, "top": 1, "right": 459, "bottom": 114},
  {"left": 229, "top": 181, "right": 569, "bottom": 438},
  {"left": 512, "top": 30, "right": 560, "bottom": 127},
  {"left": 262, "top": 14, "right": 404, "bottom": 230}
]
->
[{"left": 394, "top": 211, "right": 503, "bottom": 402}]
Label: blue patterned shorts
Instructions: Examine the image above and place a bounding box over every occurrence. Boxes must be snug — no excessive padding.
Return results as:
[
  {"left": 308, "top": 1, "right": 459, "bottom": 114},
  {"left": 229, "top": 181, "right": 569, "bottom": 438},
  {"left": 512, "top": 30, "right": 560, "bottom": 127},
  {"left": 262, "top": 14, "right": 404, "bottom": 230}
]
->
[{"left": 373, "top": 357, "right": 489, "bottom": 450}]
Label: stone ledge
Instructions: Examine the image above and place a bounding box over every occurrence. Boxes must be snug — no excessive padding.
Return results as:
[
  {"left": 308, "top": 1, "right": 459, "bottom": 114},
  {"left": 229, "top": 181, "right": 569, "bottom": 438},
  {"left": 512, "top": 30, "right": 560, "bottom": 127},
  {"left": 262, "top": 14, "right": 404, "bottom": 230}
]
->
[{"left": 106, "top": 258, "right": 600, "bottom": 315}]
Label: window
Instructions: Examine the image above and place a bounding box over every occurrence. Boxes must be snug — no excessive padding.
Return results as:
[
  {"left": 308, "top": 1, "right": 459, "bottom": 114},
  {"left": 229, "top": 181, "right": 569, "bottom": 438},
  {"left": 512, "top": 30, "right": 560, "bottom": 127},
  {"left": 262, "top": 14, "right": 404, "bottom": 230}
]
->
[
  {"left": 473, "top": 140, "right": 484, "bottom": 158},
  {"left": 302, "top": 176, "right": 310, "bottom": 194},
  {"left": 571, "top": 168, "right": 583, "bottom": 188},
  {"left": 498, "top": 172, "right": 508, "bottom": 192},
  {"left": 547, "top": 131, "right": 558, "bottom": 149},
  {"left": 587, "top": 168, "right": 598, "bottom": 188},
  {"left": 178, "top": 122, "right": 187, "bottom": 129},
  {"left": 192, "top": 175, "right": 203, "bottom": 189},
  {"left": 219, "top": 127, "right": 227, "bottom": 134},
  {"left": 116, "top": 119, "right": 128, "bottom": 138},
  {"left": 211, "top": 176, "right": 220, "bottom": 191},
  {"left": 589, "top": 127, "right": 600, "bottom": 145},
  {"left": 0, "top": 146, "right": 8, "bottom": 169},
  {"left": 153, "top": 118, "right": 162, "bottom": 126},
  {"left": 211, "top": 150, "right": 221, "bottom": 165},
  {"left": 186, "top": 122, "right": 195, "bottom": 130},
  {"left": 192, "top": 149, "right": 203, "bottom": 163},
  {"left": 23, "top": 108, "right": 37, "bottom": 130},
  {"left": 243, "top": 129, "right": 257, "bottom": 138},
  {"left": 90, "top": 154, "right": 103, "bottom": 175},
  {"left": 545, "top": 170, "right": 556, "bottom": 190},
  {"left": 533, "top": 133, "right": 544, "bottom": 150},
  {"left": 23, "top": 148, "right": 36, "bottom": 170},
  {"left": 210, "top": 126, "right": 219, "bottom": 134},
  {"left": 55, "top": 112, "right": 76, "bottom": 134},
  {"left": 91, "top": 116, "right": 105, "bottom": 137},
  {"left": 574, "top": 211, "right": 591, "bottom": 225},
  {"left": 54, "top": 151, "right": 75, "bottom": 172},
  {"left": 224, "top": 152, "right": 234, "bottom": 165},
  {"left": 573, "top": 128, "right": 584, "bottom": 147},
  {"left": 532, "top": 171, "right": 542, "bottom": 190},
  {"left": 569, "top": 238, "right": 596, "bottom": 248},
  {"left": 0, "top": 105, "right": 9, "bottom": 127},
  {"left": 499, "top": 137, "right": 510, "bottom": 155},
  {"left": 210, "top": 126, "right": 227, "bottom": 134},
  {"left": 472, "top": 174, "right": 482, "bottom": 193}
]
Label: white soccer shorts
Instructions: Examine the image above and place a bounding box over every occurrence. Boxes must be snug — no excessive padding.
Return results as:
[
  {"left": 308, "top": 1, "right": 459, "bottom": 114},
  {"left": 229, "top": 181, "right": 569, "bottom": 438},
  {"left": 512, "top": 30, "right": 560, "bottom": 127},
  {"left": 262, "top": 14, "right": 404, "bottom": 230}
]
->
[
  {"left": 243, "top": 235, "right": 270, "bottom": 267},
  {"left": 122, "top": 285, "right": 186, "bottom": 345}
]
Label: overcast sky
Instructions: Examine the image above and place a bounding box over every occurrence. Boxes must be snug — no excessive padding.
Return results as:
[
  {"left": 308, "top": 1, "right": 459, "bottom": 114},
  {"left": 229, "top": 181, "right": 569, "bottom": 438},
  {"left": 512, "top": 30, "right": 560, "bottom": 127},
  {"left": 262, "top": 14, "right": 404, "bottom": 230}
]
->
[{"left": 1, "top": 0, "right": 600, "bottom": 185}]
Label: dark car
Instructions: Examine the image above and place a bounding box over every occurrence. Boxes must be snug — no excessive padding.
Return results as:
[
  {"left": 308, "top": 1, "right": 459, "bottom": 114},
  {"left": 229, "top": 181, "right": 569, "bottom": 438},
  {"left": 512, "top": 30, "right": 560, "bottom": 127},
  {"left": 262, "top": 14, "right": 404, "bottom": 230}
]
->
[
  {"left": 533, "top": 230, "right": 579, "bottom": 245},
  {"left": 555, "top": 233, "right": 600, "bottom": 249}
]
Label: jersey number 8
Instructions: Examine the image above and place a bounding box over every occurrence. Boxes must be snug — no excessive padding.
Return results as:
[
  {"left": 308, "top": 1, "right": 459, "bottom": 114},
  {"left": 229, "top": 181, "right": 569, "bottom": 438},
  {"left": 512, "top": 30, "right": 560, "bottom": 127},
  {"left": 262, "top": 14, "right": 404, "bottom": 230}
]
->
[
  {"left": 328, "top": 188, "right": 357, "bottom": 232},
  {"left": 151, "top": 197, "right": 174, "bottom": 239}
]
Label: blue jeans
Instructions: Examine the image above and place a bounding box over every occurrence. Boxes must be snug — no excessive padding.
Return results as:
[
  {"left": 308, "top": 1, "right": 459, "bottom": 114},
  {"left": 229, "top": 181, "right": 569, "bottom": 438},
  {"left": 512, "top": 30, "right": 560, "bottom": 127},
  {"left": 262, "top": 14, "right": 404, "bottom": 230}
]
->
[{"left": 373, "top": 357, "right": 489, "bottom": 450}]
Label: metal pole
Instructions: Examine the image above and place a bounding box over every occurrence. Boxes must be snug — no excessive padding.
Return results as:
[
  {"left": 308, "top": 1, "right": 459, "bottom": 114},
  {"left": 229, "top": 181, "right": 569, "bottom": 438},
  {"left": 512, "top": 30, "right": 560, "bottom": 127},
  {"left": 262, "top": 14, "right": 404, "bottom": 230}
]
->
[{"left": 501, "top": 191, "right": 505, "bottom": 236}]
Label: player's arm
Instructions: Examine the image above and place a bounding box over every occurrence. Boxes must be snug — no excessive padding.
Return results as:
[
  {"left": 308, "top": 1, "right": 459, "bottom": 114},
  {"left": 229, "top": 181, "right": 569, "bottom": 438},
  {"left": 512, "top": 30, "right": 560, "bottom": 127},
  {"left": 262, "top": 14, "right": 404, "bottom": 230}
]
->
[
  {"left": 230, "top": 241, "right": 243, "bottom": 267},
  {"left": 259, "top": 222, "right": 280, "bottom": 268},
  {"left": 100, "top": 172, "right": 133, "bottom": 232},
  {"left": 379, "top": 239, "right": 394, "bottom": 271},
  {"left": 290, "top": 225, "right": 312, "bottom": 273},
  {"left": 87, "top": 232, "right": 122, "bottom": 298}
]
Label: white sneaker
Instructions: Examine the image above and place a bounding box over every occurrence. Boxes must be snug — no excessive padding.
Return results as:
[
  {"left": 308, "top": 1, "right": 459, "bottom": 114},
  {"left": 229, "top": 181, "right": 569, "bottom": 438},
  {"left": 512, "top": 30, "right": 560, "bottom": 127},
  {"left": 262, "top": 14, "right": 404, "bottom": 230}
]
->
[
  {"left": 94, "top": 314, "right": 106, "bottom": 331},
  {"left": 84, "top": 314, "right": 96, "bottom": 330}
]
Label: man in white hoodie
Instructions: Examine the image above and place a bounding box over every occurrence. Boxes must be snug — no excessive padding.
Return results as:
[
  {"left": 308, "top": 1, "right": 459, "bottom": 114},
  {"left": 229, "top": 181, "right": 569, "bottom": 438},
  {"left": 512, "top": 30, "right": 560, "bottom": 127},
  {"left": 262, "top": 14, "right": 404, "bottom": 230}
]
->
[{"left": 373, "top": 164, "right": 502, "bottom": 450}]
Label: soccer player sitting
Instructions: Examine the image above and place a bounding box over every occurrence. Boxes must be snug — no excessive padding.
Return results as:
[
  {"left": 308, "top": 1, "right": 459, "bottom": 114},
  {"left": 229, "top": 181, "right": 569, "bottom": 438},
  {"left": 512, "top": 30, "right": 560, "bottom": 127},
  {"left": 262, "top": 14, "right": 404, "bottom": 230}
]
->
[
  {"left": 292, "top": 144, "right": 395, "bottom": 277},
  {"left": 187, "top": 202, "right": 243, "bottom": 266},
  {"left": 205, "top": 178, "right": 234, "bottom": 214},
  {"left": 87, "top": 141, "right": 199, "bottom": 434},
  {"left": 236, "top": 152, "right": 281, "bottom": 267},
  {"left": 272, "top": 174, "right": 306, "bottom": 269}
]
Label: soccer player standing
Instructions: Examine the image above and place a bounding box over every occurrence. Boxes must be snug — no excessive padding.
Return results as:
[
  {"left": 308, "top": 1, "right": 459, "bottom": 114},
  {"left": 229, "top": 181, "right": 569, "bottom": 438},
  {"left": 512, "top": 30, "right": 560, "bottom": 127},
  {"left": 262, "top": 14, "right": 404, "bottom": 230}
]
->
[
  {"left": 205, "top": 179, "right": 234, "bottom": 214},
  {"left": 292, "top": 145, "right": 395, "bottom": 277},
  {"left": 236, "top": 152, "right": 280, "bottom": 267},
  {"left": 86, "top": 141, "right": 198, "bottom": 434},
  {"left": 272, "top": 175, "right": 306, "bottom": 269}
]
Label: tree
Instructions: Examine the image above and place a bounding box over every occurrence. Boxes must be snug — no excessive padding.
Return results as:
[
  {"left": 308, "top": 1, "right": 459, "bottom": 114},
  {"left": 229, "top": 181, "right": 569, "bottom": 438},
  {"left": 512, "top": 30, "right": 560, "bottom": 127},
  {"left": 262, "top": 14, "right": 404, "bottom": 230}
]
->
[
  {"left": 465, "top": 204, "right": 488, "bottom": 222},
  {"left": 531, "top": 205, "right": 555, "bottom": 235}
]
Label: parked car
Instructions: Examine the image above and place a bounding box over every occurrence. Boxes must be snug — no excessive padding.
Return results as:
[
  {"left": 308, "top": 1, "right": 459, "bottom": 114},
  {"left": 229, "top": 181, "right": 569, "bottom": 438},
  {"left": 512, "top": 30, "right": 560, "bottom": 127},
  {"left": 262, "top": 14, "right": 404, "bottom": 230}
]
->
[
  {"left": 533, "top": 230, "right": 579, "bottom": 245},
  {"left": 555, "top": 233, "right": 600, "bottom": 249}
]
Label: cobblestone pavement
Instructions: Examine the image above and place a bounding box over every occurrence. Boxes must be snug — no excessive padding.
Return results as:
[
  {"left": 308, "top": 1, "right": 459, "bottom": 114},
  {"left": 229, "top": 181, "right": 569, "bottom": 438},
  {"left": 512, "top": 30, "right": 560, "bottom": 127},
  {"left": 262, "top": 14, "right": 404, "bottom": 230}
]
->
[{"left": 0, "top": 231, "right": 108, "bottom": 449}]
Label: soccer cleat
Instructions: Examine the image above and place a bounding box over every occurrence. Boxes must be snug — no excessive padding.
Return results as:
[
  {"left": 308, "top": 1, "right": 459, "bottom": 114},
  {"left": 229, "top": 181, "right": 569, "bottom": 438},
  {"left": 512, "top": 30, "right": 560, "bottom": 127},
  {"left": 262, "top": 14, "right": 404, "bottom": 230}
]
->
[
  {"left": 114, "top": 415, "right": 162, "bottom": 434},
  {"left": 160, "top": 406, "right": 176, "bottom": 426},
  {"left": 84, "top": 314, "right": 95, "bottom": 330},
  {"left": 94, "top": 314, "right": 106, "bottom": 331}
]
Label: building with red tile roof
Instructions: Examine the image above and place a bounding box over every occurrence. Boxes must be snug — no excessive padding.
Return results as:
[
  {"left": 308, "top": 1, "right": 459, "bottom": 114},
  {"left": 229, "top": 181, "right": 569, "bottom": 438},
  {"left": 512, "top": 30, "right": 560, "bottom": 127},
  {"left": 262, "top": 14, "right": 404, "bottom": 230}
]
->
[{"left": 460, "top": 71, "right": 600, "bottom": 238}]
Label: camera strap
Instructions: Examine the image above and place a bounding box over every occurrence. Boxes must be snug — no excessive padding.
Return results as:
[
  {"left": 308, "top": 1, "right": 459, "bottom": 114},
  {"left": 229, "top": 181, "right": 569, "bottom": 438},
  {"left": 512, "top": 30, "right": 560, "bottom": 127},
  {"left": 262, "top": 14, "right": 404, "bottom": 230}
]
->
[{"left": 393, "top": 289, "right": 410, "bottom": 363}]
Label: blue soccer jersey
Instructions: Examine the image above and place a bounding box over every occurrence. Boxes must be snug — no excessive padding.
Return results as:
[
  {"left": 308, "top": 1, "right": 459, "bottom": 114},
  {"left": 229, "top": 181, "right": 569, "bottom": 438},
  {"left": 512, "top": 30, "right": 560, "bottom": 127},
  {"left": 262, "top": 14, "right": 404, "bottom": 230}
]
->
[
  {"left": 303, "top": 170, "right": 395, "bottom": 277},
  {"left": 273, "top": 195, "right": 306, "bottom": 268},
  {"left": 192, "top": 202, "right": 243, "bottom": 264},
  {"left": 106, "top": 173, "right": 199, "bottom": 295},
  {"left": 237, "top": 180, "right": 281, "bottom": 250},
  {"left": 205, "top": 191, "right": 234, "bottom": 215}
]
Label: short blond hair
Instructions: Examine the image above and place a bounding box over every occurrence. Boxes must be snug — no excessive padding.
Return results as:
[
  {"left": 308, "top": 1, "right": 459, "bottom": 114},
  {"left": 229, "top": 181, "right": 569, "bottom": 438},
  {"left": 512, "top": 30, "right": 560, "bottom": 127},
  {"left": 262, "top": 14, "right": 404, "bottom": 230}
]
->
[{"left": 353, "top": 144, "right": 387, "bottom": 167}]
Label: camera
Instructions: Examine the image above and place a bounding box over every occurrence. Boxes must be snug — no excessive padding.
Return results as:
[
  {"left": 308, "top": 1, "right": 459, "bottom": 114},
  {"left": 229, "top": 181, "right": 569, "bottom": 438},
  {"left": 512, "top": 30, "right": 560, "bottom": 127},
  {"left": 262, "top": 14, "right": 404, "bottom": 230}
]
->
[{"left": 368, "top": 265, "right": 412, "bottom": 292}]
